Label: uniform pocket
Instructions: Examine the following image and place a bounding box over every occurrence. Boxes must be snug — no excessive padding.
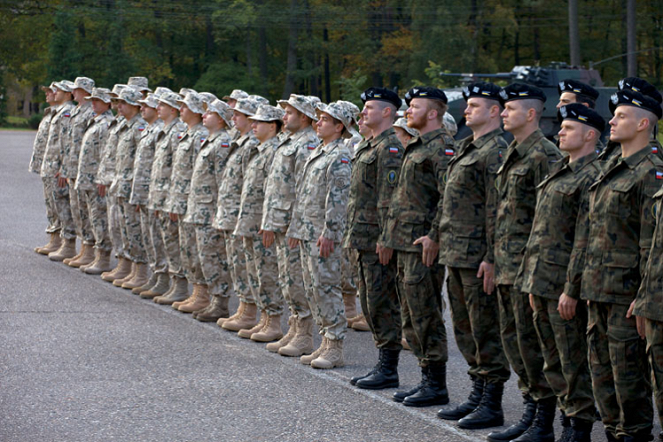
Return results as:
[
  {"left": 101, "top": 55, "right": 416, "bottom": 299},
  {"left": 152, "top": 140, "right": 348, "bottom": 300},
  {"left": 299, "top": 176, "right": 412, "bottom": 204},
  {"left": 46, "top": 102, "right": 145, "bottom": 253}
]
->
[
  {"left": 607, "top": 324, "right": 647, "bottom": 381},
  {"left": 602, "top": 251, "right": 639, "bottom": 295}
]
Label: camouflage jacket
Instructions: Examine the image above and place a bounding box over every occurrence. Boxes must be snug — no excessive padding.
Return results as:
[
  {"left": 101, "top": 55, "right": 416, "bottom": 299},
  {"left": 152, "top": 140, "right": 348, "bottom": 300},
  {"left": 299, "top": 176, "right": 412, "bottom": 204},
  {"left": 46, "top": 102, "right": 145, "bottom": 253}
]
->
[
  {"left": 183, "top": 129, "right": 232, "bottom": 225},
  {"left": 74, "top": 109, "right": 114, "bottom": 191},
  {"left": 343, "top": 127, "right": 403, "bottom": 251},
  {"left": 516, "top": 153, "right": 602, "bottom": 300},
  {"left": 379, "top": 127, "right": 456, "bottom": 253},
  {"left": 213, "top": 132, "right": 259, "bottom": 231},
  {"left": 95, "top": 116, "right": 125, "bottom": 186},
  {"left": 147, "top": 118, "right": 186, "bottom": 212},
  {"left": 494, "top": 129, "right": 562, "bottom": 285},
  {"left": 109, "top": 113, "right": 147, "bottom": 199},
  {"left": 28, "top": 107, "right": 53, "bottom": 174},
  {"left": 40, "top": 101, "right": 75, "bottom": 178},
  {"left": 287, "top": 138, "right": 352, "bottom": 243},
  {"left": 599, "top": 139, "right": 663, "bottom": 167},
  {"left": 61, "top": 101, "right": 95, "bottom": 179},
  {"left": 261, "top": 125, "right": 319, "bottom": 233},
  {"left": 234, "top": 135, "right": 281, "bottom": 237},
  {"left": 635, "top": 185, "right": 663, "bottom": 321},
  {"left": 129, "top": 119, "right": 164, "bottom": 206},
  {"left": 167, "top": 123, "right": 209, "bottom": 215},
  {"left": 438, "top": 128, "right": 506, "bottom": 268},
  {"left": 581, "top": 146, "right": 663, "bottom": 305}
]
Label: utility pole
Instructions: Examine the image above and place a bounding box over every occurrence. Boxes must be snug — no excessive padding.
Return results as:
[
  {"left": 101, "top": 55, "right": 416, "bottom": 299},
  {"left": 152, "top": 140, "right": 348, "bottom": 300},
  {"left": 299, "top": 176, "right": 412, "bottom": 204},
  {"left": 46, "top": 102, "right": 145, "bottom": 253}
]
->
[
  {"left": 627, "top": 0, "right": 637, "bottom": 76},
  {"left": 569, "top": 0, "right": 581, "bottom": 66}
]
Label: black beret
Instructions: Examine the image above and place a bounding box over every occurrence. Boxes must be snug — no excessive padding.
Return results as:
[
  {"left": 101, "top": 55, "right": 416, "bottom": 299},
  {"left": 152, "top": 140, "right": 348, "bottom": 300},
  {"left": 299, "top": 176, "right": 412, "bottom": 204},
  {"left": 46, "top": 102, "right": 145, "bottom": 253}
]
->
[
  {"left": 404, "top": 86, "right": 447, "bottom": 106},
  {"left": 557, "top": 79, "right": 599, "bottom": 102},
  {"left": 557, "top": 103, "right": 605, "bottom": 133},
  {"left": 609, "top": 89, "right": 662, "bottom": 120},
  {"left": 462, "top": 82, "right": 502, "bottom": 101},
  {"left": 618, "top": 77, "right": 662, "bottom": 104},
  {"left": 360, "top": 87, "right": 402, "bottom": 109},
  {"left": 498, "top": 83, "right": 546, "bottom": 107}
]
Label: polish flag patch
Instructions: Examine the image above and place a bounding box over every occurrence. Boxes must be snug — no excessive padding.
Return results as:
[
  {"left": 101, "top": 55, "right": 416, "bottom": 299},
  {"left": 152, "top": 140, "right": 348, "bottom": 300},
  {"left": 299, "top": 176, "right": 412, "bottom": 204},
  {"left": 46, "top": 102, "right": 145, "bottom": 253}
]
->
[
  {"left": 221, "top": 142, "right": 229, "bottom": 148},
  {"left": 64, "top": 112, "right": 71, "bottom": 118},
  {"left": 653, "top": 146, "right": 659, "bottom": 154},
  {"left": 340, "top": 157, "right": 350, "bottom": 164},
  {"left": 656, "top": 171, "right": 663, "bottom": 180},
  {"left": 307, "top": 144, "right": 316, "bottom": 150},
  {"left": 177, "top": 133, "right": 183, "bottom": 139},
  {"left": 445, "top": 148, "right": 455, "bottom": 156},
  {"left": 389, "top": 147, "right": 399, "bottom": 154},
  {"left": 138, "top": 125, "right": 145, "bottom": 132},
  {"left": 201, "top": 138, "right": 206, "bottom": 144}
]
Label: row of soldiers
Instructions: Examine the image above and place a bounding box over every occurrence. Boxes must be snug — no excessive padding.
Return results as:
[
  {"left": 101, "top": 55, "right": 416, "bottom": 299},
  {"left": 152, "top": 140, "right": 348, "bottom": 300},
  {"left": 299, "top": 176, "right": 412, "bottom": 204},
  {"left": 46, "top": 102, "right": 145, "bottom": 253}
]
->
[{"left": 28, "top": 73, "right": 663, "bottom": 442}]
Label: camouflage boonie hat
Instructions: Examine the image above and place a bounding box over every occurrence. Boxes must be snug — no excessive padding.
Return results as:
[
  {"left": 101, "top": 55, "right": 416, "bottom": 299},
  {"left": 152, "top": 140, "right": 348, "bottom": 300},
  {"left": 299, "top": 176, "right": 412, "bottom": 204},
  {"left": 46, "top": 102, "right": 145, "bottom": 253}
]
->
[
  {"left": 277, "top": 94, "right": 317, "bottom": 120},
  {"left": 443, "top": 112, "right": 458, "bottom": 136},
  {"left": 317, "top": 101, "right": 355, "bottom": 137},
  {"left": 249, "top": 104, "right": 285, "bottom": 122},
  {"left": 127, "top": 76, "right": 151, "bottom": 92},
  {"left": 337, "top": 100, "right": 361, "bottom": 125},
  {"left": 206, "top": 99, "right": 233, "bottom": 127},
  {"left": 153, "top": 87, "right": 173, "bottom": 98},
  {"left": 308, "top": 95, "right": 321, "bottom": 107},
  {"left": 393, "top": 117, "right": 419, "bottom": 138},
  {"left": 54, "top": 80, "right": 75, "bottom": 93},
  {"left": 248, "top": 94, "right": 269, "bottom": 106},
  {"left": 41, "top": 82, "right": 57, "bottom": 93},
  {"left": 112, "top": 86, "right": 143, "bottom": 106},
  {"left": 73, "top": 77, "right": 95, "bottom": 94},
  {"left": 110, "top": 84, "right": 127, "bottom": 97},
  {"left": 199, "top": 92, "right": 218, "bottom": 104},
  {"left": 156, "top": 91, "right": 182, "bottom": 110},
  {"left": 176, "top": 91, "right": 205, "bottom": 114},
  {"left": 85, "top": 87, "right": 113, "bottom": 104},
  {"left": 234, "top": 98, "right": 261, "bottom": 117},
  {"left": 179, "top": 88, "right": 196, "bottom": 97},
  {"left": 222, "top": 89, "right": 249, "bottom": 101},
  {"left": 138, "top": 93, "right": 159, "bottom": 109}
]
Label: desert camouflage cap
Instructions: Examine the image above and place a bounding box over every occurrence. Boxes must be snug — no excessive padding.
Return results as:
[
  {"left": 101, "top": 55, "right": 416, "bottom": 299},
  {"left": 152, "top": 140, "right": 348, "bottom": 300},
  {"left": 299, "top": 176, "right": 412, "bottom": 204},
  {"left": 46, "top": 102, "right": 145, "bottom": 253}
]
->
[
  {"left": 277, "top": 94, "right": 318, "bottom": 120},
  {"left": 222, "top": 89, "right": 249, "bottom": 101},
  {"left": 156, "top": 91, "right": 182, "bottom": 110},
  {"left": 248, "top": 94, "right": 269, "bottom": 106},
  {"left": 41, "top": 82, "right": 57, "bottom": 93},
  {"left": 249, "top": 104, "right": 285, "bottom": 122},
  {"left": 443, "top": 112, "right": 457, "bottom": 136},
  {"left": 199, "top": 92, "right": 218, "bottom": 104},
  {"left": 127, "top": 76, "right": 151, "bottom": 92},
  {"left": 393, "top": 117, "right": 419, "bottom": 138},
  {"left": 73, "top": 77, "right": 95, "bottom": 94},
  {"left": 317, "top": 101, "right": 355, "bottom": 136},
  {"left": 337, "top": 100, "right": 361, "bottom": 125},
  {"left": 112, "top": 86, "right": 143, "bottom": 106},
  {"left": 179, "top": 88, "right": 196, "bottom": 97},
  {"left": 206, "top": 99, "right": 233, "bottom": 127},
  {"left": 54, "top": 80, "right": 76, "bottom": 93},
  {"left": 85, "top": 87, "right": 113, "bottom": 104},
  {"left": 176, "top": 91, "right": 205, "bottom": 114},
  {"left": 110, "top": 84, "right": 127, "bottom": 97},
  {"left": 138, "top": 93, "right": 159, "bottom": 109},
  {"left": 234, "top": 98, "right": 261, "bottom": 116},
  {"left": 153, "top": 87, "right": 173, "bottom": 98}
]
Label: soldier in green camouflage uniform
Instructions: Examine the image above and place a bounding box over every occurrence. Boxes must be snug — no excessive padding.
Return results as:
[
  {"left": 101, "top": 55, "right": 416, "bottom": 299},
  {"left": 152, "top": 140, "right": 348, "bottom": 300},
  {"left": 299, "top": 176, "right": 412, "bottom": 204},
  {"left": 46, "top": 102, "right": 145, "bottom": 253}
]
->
[
  {"left": 437, "top": 83, "right": 510, "bottom": 429},
  {"left": 586, "top": 89, "right": 663, "bottom": 442},
  {"left": 261, "top": 95, "right": 319, "bottom": 355},
  {"left": 489, "top": 84, "right": 562, "bottom": 442},
  {"left": 517, "top": 104, "right": 604, "bottom": 442},
  {"left": 344, "top": 88, "right": 403, "bottom": 389},
  {"left": 287, "top": 101, "right": 353, "bottom": 369},
  {"left": 378, "top": 87, "right": 455, "bottom": 407}
]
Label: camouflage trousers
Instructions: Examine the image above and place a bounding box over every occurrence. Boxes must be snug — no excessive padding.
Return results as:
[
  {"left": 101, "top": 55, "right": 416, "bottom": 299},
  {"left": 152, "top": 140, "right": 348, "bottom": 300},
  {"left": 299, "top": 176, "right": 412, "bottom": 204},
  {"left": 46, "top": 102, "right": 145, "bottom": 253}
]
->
[
  {"left": 69, "top": 183, "right": 94, "bottom": 245},
  {"left": 300, "top": 240, "right": 346, "bottom": 341},
  {"left": 49, "top": 177, "right": 76, "bottom": 240},
  {"left": 107, "top": 196, "right": 125, "bottom": 259},
  {"left": 179, "top": 221, "right": 204, "bottom": 284},
  {"left": 81, "top": 189, "right": 111, "bottom": 252},
  {"left": 243, "top": 235, "right": 284, "bottom": 316},
  {"left": 195, "top": 224, "right": 231, "bottom": 297},
  {"left": 645, "top": 318, "right": 663, "bottom": 435},
  {"left": 275, "top": 232, "right": 310, "bottom": 319},
  {"left": 531, "top": 295, "right": 595, "bottom": 422},
  {"left": 157, "top": 212, "right": 183, "bottom": 278},
  {"left": 41, "top": 176, "right": 60, "bottom": 234},
  {"left": 395, "top": 251, "right": 446, "bottom": 366},
  {"left": 588, "top": 301, "right": 652, "bottom": 438},
  {"left": 118, "top": 198, "right": 146, "bottom": 263},
  {"left": 497, "top": 284, "right": 553, "bottom": 401},
  {"left": 223, "top": 231, "right": 254, "bottom": 304},
  {"left": 356, "top": 250, "right": 401, "bottom": 351},
  {"left": 139, "top": 208, "right": 167, "bottom": 274},
  {"left": 447, "top": 267, "right": 510, "bottom": 383},
  {"left": 342, "top": 248, "right": 358, "bottom": 296}
]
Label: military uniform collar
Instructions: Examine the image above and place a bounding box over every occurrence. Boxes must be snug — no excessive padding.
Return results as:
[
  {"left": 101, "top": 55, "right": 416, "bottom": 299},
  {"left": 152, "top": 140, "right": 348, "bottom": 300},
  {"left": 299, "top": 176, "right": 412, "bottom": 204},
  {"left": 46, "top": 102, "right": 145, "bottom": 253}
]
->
[
  {"left": 619, "top": 143, "right": 652, "bottom": 169},
  {"left": 472, "top": 127, "right": 504, "bottom": 150},
  {"left": 125, "top": 112, "right": 143, "bottom": 127},
  {"left": 206, "top": 130, "right": 222, "bottom": 143},
  {"left": 417, "top": 127, "right": 446, "bottom": 145},
  {"left": 370, "top": 127, "right": 396, "bottom": 146},
  {"left": 94, "top": 109, "right": 113, "bottom": 120},
  {"left": 187, "top": 122, "right": 204, "bottom": 135},
  {"left": 322, "top": 137, "right": 344, "bottom": 153},
  {"left": 258, "top": 135, "right": 279, "bottom": 152},
  {"left": 512, "top": 128, "right": 546, "bottom": 158},
  {"left": 565, "top": 151, "right": 598, "bottom": 173},
  {"left": 293, "top": 125, "right": 316, "bottom": 141},
  {"left": 163, "top": 117, "right": 180, "bottom": 133}
]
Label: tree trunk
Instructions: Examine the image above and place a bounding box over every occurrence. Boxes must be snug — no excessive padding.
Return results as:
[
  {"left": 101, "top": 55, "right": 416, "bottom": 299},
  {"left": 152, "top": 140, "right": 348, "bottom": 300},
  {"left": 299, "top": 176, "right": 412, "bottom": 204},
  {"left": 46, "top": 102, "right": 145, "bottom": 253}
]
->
[
  {"left": 282, "top": 0, "right": 299, "bottom": 98},
  {"left": 259, "top": 25, "right": 268, "bottom": 95},
  {"left": 568, "top": 0, "right": 581, "bottom": 66},
  {"left": 627, "top": 0, "right": 637, "bottom": 76},
  {"left": 323, "top": 27, "right": 331, "bottom": 102}
]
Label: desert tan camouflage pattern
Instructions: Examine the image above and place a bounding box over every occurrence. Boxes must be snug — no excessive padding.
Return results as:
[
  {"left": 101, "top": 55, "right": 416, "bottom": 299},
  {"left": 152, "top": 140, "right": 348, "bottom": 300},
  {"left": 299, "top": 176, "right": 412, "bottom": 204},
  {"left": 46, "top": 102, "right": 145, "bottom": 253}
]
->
[
  {"left": 129, "top": 119, "right": 164, "bottom": 206},
  {"left": 109, "top": 113, "right": 147, "bottom": 199},
  {"left": 118, "top": 197, "right": 146, "bottom": 263},
  {"left": 82, "top": 188, "right": 111, "bottom": 251},
  {"left": 127, "top": 76, "right": 150, "bottom": 92},
  {"left": 147, "top": 117, "right": 186, "bottom": 212},
  {"left": 140, "top": 208, "right": 168, "bottom": 274},
  {"left": 29, "top": 107, "right": 53, "bottom": 174},
  {"left": 223, "top": 231, "right": 254, "bottom": 304},
  {"left": 75, "top": 110, "right": 114, "bottom": 190},
  {"left": 243, "top": 235, "right": 284, "bottom": 316},
  {"left": 179, "top": 221, "right": 204, "bottom": 284},
  {"left": 195, "top": 225, "right": 231, "bottom": 297},
  {"left": 157, "top": 211, "right": 183, "bottom": 277},
  {"left": 95, "top": 116, "right": 125, "bottom": 186},
  {"left": 40, "top": 101, "right": 75, "bottom": 178},
  {"left": 166, "top": 123, "right": 208, "bottom": 215}
]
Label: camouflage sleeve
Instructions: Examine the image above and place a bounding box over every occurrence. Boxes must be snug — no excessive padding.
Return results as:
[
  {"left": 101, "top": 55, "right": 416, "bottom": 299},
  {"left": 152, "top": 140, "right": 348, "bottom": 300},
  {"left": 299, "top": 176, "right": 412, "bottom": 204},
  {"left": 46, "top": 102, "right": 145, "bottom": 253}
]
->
[
  {"left": 483, "top": 146, "right": 503, "bottom": 264},
  {"left": 322, "top": 153, "right": 351, "bottom": 243},
  {"left": 564, "top": 182, "right": 592, "bottom": 299},
  {"left": 57, "top": 115, "right": 70, "bottom": 176},
  {"left": 214, "top": 136, "right": 231, "bottom": 189},
  {"left": 638, "top": 167, "right": 662, "bottom": 287},
  {"left": 376, "top": 142, "right": 403, "bottom": 232},
  {"left": 427, "top": 146, "right": 450, "bottom": 242}
]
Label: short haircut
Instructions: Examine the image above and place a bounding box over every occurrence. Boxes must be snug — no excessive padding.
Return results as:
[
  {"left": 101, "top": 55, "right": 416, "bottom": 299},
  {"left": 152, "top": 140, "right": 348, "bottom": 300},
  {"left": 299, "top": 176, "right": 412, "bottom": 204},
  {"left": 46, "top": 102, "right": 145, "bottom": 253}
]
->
[
  {"left": 375, "top": 101, "right": 398, "bottom": 122},
  {"left": 520, "top": 98, "right": 544, "bottom": 120},
  {"left": 426, "top": 100, "right": 448, "bottom": 124},
  {"left": 633, "top": 107, "right": 659, "bottom": 134},
  {"left": 575, "top": 94, "right": 596, "bottom": 109}
]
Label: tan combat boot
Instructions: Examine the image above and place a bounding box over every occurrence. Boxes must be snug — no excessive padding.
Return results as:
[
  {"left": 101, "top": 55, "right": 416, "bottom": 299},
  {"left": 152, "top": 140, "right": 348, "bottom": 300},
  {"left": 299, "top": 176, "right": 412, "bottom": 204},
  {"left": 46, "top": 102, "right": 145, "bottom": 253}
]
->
[
  {"left": 195, "top": 295, "right": 229, "bottom": 322},
  {"left": 80, "top": 248, "right": 98, "bottom": 272},
  {"left": 311, "top": 338, "right": 344, "bottom": 369},
  {"left": 222, "top": 302, "right": 258, "bottom": 331},
  {"left": 401, "top": 337, "right": 412, "bottom": 351},
  {"left": 279, "top": 315, "right": 315, "bottom": 357},
  {"left": 140, "top": 273, "right": 170, "bottom": 299},
  {"left": 217, "top": 301, "right": 245, "bottom": 327},
  {"left": 237, "top": 310, "right": 267, "bottom": 338},
  {"left": 83, "top": 250, "right": 112, "bottom": 275},
  {"left": 101, "top": 257, "right": 128, "bottom": 281},
  {"left": 178, "top": 284, "right": 210, "bottom": 313},
  {"left": 266, "top": 316, "right": 296, "bottom": 352},
  {"left": 63, "top": 243, "right": 84, "bottom": 265},
  {"left": 343, "top": 293, "right": 358, "bottom": 323},
  {"left": 122, "top": 263, "right": 149, "bottom": 290},
  {"left": 48, "top": 238, "right": 77, "bottom": 262},
  {"left": 172, "top": 284, "right": 198, "bottom": 310},
  {"left": 154, "top": 276, "right": 189, "bottom": 305},
  {"left": 68, "top": 244, "right": 95, "bottom": 268},
  {"left": 36, "top": 233, "right": 62, "bottom": 255},
  {"left": 251, "top": 314, "right": 283, "bottom": 342},
  {"left": 113, "top": 261, "right": 136, "bottom": 287},
  {"left": 133, "top": 272, "right": 157, "bottom": 295},
  {"left": 301, "top": 337, "right": 327, "bottom": 365},
  {"left": 351, "top": 314, "right": 370, "bottom": 332}
]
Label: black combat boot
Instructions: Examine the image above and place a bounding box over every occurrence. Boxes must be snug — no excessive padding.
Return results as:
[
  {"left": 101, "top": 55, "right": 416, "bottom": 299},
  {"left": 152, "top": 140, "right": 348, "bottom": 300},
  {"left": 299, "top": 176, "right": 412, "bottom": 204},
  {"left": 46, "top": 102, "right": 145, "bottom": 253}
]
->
[
  {"left": 568, "top": 418, "right": 592, "bottom": 442},
  {"left": 511, "top": 397, "right": 556, "bottom": 442},
  {"left": 487, "top": 394, "right": 537, "bottom": 442},
  {"left": 438, "top": 376, "right": 484, "bottom": 420},
  {"left": 356, "top": 349, "right": 400, "bottom": 390},
  {"left": 350, "top": 363, "right": 379, "bottom": 386},
  {"left": 393, "top": 366, "right": 427, "bottom": 403},
  {"left": 622, "top": 432, "right": 654, "bottom": 442},
  {"left": 605, "top": 430, "right": 620, "bottom": 442},
  {"left": 557, "top": 412, "right": 572, "bottom": 442},
  {"left": 402, "top": 363, "right": 449, "bottom": 407},
  {"left": 458, "top": 381, "right": 504, "bottom": 429}
]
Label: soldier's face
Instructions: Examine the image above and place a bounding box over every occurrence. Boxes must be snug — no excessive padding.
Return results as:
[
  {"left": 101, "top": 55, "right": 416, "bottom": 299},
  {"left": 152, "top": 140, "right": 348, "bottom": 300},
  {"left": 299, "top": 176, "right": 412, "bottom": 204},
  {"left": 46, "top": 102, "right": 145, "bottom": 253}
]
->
[
  {"left": 316, "top": 113, "right": 342, "bottom": 141},
  {"left": 558, "top": 120, "right": 586, "bottom": 153},
  {"left": 557, "top": 92, "right": 578, "bottom": 109},
  {"left": 54, "top": 89, "right": 67, "bottom": 103},
  {"left": 360, "top": 101, "right": 383, "bottom": 129},
  {"left": 91, "top": 98, "right": 109, "bottom": 115},
  {"left": 141, "top": 104, "right": 157, "bottom": 122},
  {"left": 252, "top": 120, "right": 275, "bottom": 142},
  {"left": 394, "top": 127, "right": 412, "bottom": 147},
  {"left": 233, "top": 110, "right": 251, "bottom": 133},
  {"left": 203, "top": 111, "right": 224, "bottom": 131},
  {"left": 405, "top": 98, "right": 429, "bottom": 130},
  {"left": 358, "top": 117, "right": 371, "bottom": 137},
  {"left": 227, "top": 98, "right": 237, "bottom": 109},
  {"left": 45, "top": 90, "right": 55, "bottom": 104},
  {"left": 464, "top": 97, "right": 491, "bottom": 128},
  {"left": 284, "top": 105, "right": 302, "bottom": 132},
  {"left": 116, "top": 101, "right": 127, "bottom": 117},
  {"left": 609, "top": 106, "right": 639, "bottom": 143},
  {"left": 72, "top": 88, "right": 88, "bottom": 103},
  {"left": 500, "top": 101, "right": 528, "bottom": 132}
]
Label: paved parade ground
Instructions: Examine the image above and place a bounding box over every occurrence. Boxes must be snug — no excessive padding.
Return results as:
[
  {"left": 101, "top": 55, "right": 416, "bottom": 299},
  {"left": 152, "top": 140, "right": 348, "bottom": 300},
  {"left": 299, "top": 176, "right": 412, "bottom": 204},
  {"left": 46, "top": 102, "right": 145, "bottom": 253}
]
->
[{"left": 0, "top": 130, "right": 655, "bottom": 441}]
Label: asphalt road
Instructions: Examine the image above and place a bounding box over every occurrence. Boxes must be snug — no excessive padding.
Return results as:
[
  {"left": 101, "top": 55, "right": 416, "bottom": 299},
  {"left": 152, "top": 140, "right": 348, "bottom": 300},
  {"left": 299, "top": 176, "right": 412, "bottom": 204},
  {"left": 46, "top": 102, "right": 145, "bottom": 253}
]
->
[{"left": 0, "top": 130, "right": 652, "bottom": 442}]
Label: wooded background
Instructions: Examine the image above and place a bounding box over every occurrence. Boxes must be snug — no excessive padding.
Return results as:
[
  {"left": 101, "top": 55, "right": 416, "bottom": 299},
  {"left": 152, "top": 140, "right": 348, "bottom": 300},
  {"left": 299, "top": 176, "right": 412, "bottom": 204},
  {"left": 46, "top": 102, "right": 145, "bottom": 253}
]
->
[{"left": 1, "top": 0, "right": 662, "bottom": 124}]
